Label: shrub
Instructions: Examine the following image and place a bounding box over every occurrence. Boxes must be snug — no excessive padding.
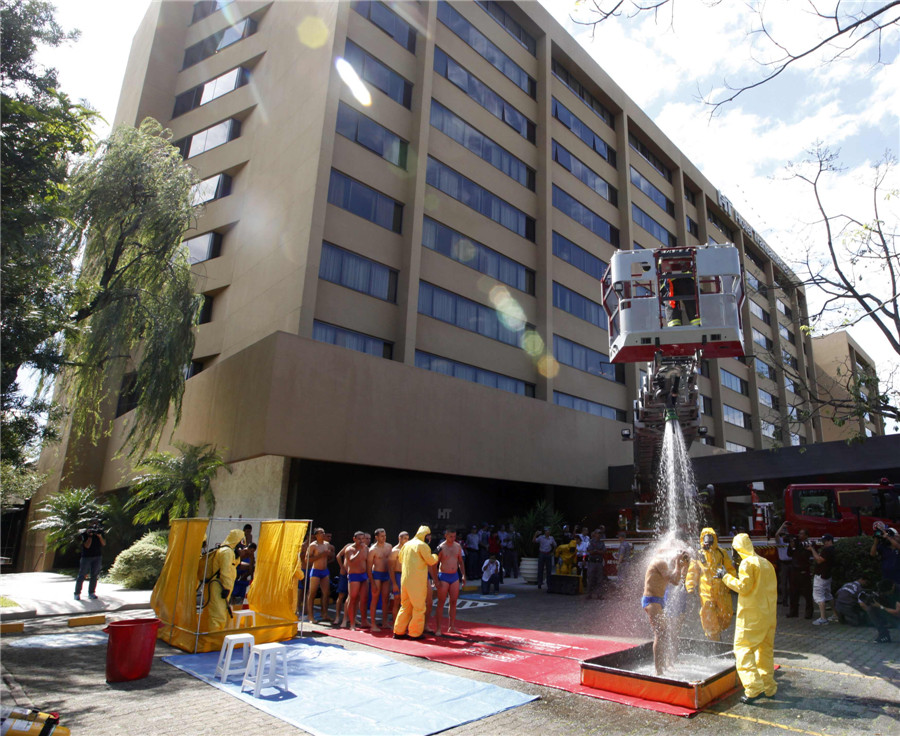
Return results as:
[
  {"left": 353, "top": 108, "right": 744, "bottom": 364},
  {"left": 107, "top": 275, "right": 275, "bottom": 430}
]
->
[
  {"left": 832, "top": 536, "right": 881, "bottom": 590},
  {"left": 511, "top": 500, "right": 565, "bottom": 557},
  {"left": 108, "top": 530, "right": 169, "bottom": 589}
]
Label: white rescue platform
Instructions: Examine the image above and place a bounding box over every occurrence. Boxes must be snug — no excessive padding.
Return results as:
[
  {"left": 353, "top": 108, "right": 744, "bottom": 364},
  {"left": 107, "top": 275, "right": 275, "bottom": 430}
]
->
[{"left": 601, "top": 244, "right": 745, "bottom": 363}]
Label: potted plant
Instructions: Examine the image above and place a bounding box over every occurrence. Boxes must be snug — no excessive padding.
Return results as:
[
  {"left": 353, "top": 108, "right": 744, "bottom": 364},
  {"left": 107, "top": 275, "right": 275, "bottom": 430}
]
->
[{"left": 511, "top": 500, "right": 564, "bottom": 583}]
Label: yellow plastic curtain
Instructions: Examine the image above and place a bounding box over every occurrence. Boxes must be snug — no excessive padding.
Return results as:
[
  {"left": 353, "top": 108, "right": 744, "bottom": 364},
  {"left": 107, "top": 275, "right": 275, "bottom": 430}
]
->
[
  {"left": 246, "top": 519, "right": 308, "bottom": 621},
  {"left": 151, "top": 518, "right": 207, "bottom": 652}
]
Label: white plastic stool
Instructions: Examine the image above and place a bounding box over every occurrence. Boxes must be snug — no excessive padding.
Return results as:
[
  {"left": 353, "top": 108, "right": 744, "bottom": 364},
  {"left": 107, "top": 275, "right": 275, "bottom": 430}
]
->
[
  {"left": 215, "top": 633, "right": 255, "bottom": 683},
  {"left": 240, "top": 642, "right": 290, "bottom": 697},
  {"left": 233, "top": 609, "right": 256, "bottom": 629}
]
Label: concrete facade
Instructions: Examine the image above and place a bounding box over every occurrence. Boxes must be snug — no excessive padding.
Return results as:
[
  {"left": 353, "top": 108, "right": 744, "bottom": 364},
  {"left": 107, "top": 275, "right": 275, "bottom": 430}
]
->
[{"left": 28, "top": 1, "right": 825, "bottom": 567}]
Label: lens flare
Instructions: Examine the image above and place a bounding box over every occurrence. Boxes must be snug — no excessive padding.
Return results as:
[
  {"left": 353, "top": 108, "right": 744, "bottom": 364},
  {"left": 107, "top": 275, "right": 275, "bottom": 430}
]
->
[
  {"left": 297, "top": 16, "right": 329, "bottom": 49},
  {"left": 537, "top": 354, "right": 560, "bottom": 378},
  {"left": 335, "top": 58, "right": 371, "bottom": 106},
  {"left": 456, "top": 238, "right": 477, "bottom": 264},
  {"left": 489, "top": 285, "right": 526, "bottom": 332},
  {"left": 520, "top": 330, "right": 544, "bottom": 357}
]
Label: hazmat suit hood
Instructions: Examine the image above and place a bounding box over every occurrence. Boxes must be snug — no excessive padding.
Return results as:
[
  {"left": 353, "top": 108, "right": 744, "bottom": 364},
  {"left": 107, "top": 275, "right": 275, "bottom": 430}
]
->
[
  {"left": 700, "top": 527, "right": 720, "bottom": 549},
  {"left": 414, "top": 525, "right": 431, "bottom": 541},
  {"left": 732, "top": 533, "right": 755, "bottom": 559},
  {"left": 224, "top": 529, "right": 245, "bottom": 549}
]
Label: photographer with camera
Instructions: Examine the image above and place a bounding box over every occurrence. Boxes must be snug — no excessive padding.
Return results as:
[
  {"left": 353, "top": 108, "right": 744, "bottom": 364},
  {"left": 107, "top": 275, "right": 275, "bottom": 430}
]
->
[
  {"left": 74, "top": 519, "right": 106, "bottom": 601},
  {"left": 809, "top": 534, "right": 837, "bottom": 625},
  {"left": 861, "top": 580, "right": 900, "bottom": 643},
  {"left": 834, "top": 573, "right": 872, "bottom": 626},
  {"left": 786, "top": 528, "right": 814, "bottom": 619},
  {"left": 869, "top": 522, "right": 900, "bottom": 587}
]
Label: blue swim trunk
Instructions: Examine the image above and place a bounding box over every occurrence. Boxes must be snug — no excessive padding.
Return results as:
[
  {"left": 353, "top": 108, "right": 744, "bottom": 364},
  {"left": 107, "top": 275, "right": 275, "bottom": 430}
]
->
[
  {"left": 310, "top": 568, "right": 329, "bottom": 579},
  {"left": 372, "top": 570, "right": 390, "bottom": 582},
  {"left": 641, "top": 595, "right": 665, "bottom": 609},
  {"left": 348, "top": 572, "right": 368, "bottom": 584},
  {"left": 337, "top": 574, "right": 348, "bottom": 595},
  {"left": 439, "top": 572, "right": 460, "bottom": 585},
  {"left": 394, "top": 572, "right": 401, "bottom": 588}
]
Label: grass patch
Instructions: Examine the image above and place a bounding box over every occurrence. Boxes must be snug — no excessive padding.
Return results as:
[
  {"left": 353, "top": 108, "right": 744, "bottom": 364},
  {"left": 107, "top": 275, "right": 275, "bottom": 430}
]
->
[{"left": 0, "top": 595, "right": 20, "bottom": 608}]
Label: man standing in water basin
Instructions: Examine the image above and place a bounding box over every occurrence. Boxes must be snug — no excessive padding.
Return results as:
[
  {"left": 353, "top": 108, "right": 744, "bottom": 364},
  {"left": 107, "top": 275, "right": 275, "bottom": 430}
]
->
[{"left": 642, "top": 549, "right": 691, "bottom": 675}]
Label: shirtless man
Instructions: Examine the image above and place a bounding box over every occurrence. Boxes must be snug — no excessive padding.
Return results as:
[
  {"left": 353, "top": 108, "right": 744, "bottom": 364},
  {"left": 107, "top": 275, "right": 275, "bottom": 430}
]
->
[
  {"left": 368, "top": 528, "right": 393, "bottom": 631},
  {"left": 643, "top": 549, "right": 691, "bottom": 675},
  {"left": 333, "top": 539, "right": 352, "bottom": 627},
  {"left": 305, "top": 528, "right": 334, "bottom": 623},
  {"left": 390, "top": 531, "right": 409, "bottom": 624},
  {"left": 359, "top": 532, "right": 373, "bottom": 626},
  {"left": 434, "top": 529, "right": 466, "bottom": 636},
  {"left": 341, "top": 531, "right": 369, "bottom": 631}
]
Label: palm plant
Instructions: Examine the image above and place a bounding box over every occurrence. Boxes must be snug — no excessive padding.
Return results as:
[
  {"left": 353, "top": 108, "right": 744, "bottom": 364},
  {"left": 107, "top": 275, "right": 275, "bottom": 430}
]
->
[
  {"left": 30, "top": 486, "right": 109, "bottom": 553},
  {"left": 126, "top": 442, "right": 231, "bottom": 524}
]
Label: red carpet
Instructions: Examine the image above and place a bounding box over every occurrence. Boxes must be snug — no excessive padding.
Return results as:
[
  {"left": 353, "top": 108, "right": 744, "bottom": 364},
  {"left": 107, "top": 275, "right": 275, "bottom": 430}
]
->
[{"left": 325, "top": 621, "right": 732, "bottom": 716}]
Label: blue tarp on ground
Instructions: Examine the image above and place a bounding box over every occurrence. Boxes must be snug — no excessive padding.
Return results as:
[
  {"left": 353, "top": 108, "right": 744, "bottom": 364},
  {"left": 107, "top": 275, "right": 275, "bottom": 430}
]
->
[{"left": 163, "top": 637, "right": 536, "bottom": 736}]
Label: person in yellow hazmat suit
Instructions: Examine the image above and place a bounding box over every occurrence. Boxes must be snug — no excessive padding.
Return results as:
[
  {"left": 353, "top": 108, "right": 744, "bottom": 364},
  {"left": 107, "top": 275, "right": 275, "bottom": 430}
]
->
[
  {"left": 685, "top": 527, "right": 735, "bottom": 641},
  {"left": 206, "top": 529, "right": 245, "bottom": 631},
  {"left": 393, "top": 525, "right": 438, "bottom": 640},
  {"left": 716, "top": 532, "right": 778, "bottom": 703}
]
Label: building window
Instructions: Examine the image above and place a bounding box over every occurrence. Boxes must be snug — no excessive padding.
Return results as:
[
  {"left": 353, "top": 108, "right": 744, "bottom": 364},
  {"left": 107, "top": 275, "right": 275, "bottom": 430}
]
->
[
  {"left": 784, "top": 374, "right": 797, "bottom": 393},
  {"left": 748, "top": 299, "right": 770, "bottom": 324},
  {"left": 184, "top": 360, "right": 205, "bottom": 379},
  {"left": 632, "top": 204, "right": 676, "bottom": 247},
  {"left": 779, "top": 323, "right": 795, "bottom": 344},
  {"left": 553, "top": 335, "right": 623, "bottom": 383},
  {"left": 752, "top": 328, "right": 773, "bottom": 351},
  {"left": 552, "top": 185, "right": 619, "bottom": 246},
  {"left": 552, "top": 232, "right": 607, "bottom": 281},
  {"left": 551, "top": 59, "right": 614, "bottom": 128},
  {"left": 777, "top": 299, "right": 793, "bottom": 319},
  {"left": 755, "top": 358, "right": 776, "bottom": 382},
  {"left": 554, "top": 391, "right": 626, "bottom": 422},
  {"left": 437, "top": 2, "right": 535, "bottom": 97},
  {"left": 791, "top": 432, "right": 803, "bottom": 446},
  {"left": 684, "top": 188, "right": 697, "bottom": 206},
  {"left": 433, "top": 48, "right": 535, "bottom": 142},
  {"left": 699, "top": 359, "right": 710, "bottom": 378},
  {"left": 173, "top": 66, "right": 249, "bottom": 118},
  {"left": 687, "top": 216, "right": 699, "bottom": 238},
  {"left": 184, "top": 231, "right": 223, "bottom": 264},
  {"left": 761, "top": 420, "right": 778, "bottom": 439},
  {"left": 758, "top": 388, "right": 778, "bottom": 409},
  {"left": 198, "top": 295, "right": 214, "bottom": 324},
  {"left": 723, "top": 404, "right": 752, "bottom": 429},
  {"left": 191, "top": 173, "right": 232, "bottom": 206},
  {"left": 352, "top": 0, "right": 415, "bottom": 52},
  {"left": 630, "top": 167, "right": 674, "bottom": 216},
  {"left": 475, "top": 0, "right": 536, "bottom": 55},
  {"left": 700, "top": 395, "right": 714, "bottom": 416},
  {"left": 416, "top": 351, "right": 534, "bottom": 397},
  {"left": 191, "top": 0, "right": 233, "bottom": 24},
  {"left": 551, "top": 98, "right": 616, "bottom": 166},
  {"left": 183, "top": 17, "right": 257, "bottom": 69},
  {"left": 725, "top": 441, "right": 748, "bottom": 453},
  {"left": 336, "top": 102, "right": 407, "bottom": 168},
  {"left": 782, "top": 349, "right": 798, "bottom": 370},
  {"left": 344, "top": 40, "right": 412, "bottom": 108},
  {"left": 553, "top": 141, "right": 617, "bottom": 205},
  {"left": 175, "top": 118, "right": 241, "bottom": 159},
  {"left": 628, "top": 132, "right": 671, "bottom": 182},
  {"left": 313, "top": 320, "right": 393, "bottom": 358},
  {"left": 327, "top": 170, "right": 403, "bottom": 232},
  {"left": 319, "top": 242, "right": 398, "bottom": 302},
  {"left": 418, "top": 281, "right": 530, "bottom": 347},
  {"left": 115, "top": 372, "right": 138, "bottom": 417},
  {"left": 430, "top": 101, "right": 534, "bottom": 189},
  {"left": 426, "top": 157, "right": 535, "bottom": 240},
  {"left": 553, "top": 282, "right": 605, "bottom": 328},
  {"left": 423, "top": 217, "right": 534, "bottom": 294},
  {"left": 745, "top": 271, "right": 767, "bottom": 297},
  {"left": 720, "top": 368, "right": 748, "bottom": 396},
  {"left": 708, "top": 210, "right": 734, "bottom": 240}
]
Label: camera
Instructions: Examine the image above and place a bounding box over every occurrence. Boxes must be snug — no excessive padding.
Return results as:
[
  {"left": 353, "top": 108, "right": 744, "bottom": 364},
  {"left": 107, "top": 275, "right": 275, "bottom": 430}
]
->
[
  {"left": 859, "top": 590, "right": 877, "bottom": 606},
  {"left": 874, "top": 528, "right": 884, "bottom": 538}
]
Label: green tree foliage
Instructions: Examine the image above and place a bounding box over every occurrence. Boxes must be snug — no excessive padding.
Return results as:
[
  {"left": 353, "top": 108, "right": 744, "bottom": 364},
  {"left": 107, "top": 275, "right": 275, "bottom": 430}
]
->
[
  {"left": 0, "top": 461, "right": 46, "bottom": 511},
  {"left": 511, "top": 500, "right": 565, "bottom": 557},
  {"left": 108, "top": 530, "right": 169, "bottom": 589},
  {"left": 127, "top": 442, "right": 231, "bottom": 524},
  {"left": 29, "top": 486, "right": 108, "bottom": 554},
  {"left": 61, "top": 118, "right": 201, "bottom": 456},
  {"left": 0, "top": 0, "right": 95, "bottom": 465}
]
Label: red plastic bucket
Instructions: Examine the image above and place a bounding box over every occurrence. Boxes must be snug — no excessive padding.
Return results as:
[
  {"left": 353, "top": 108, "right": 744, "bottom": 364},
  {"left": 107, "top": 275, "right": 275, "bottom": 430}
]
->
[{"left": 103, "top": 617, "right": 161, "bottom": 682}]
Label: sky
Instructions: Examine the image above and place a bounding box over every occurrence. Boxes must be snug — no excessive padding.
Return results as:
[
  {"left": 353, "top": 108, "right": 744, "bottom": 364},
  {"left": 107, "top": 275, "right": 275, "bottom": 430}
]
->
[{"left": 36, "top": 0, "right": 900, "bottom": 419}]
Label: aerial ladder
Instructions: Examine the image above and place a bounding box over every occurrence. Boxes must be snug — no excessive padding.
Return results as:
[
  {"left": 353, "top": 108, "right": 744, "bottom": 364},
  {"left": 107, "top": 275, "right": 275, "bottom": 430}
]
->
[{"left": 600, "top": 244, "right": 745, "bottom": 514}]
